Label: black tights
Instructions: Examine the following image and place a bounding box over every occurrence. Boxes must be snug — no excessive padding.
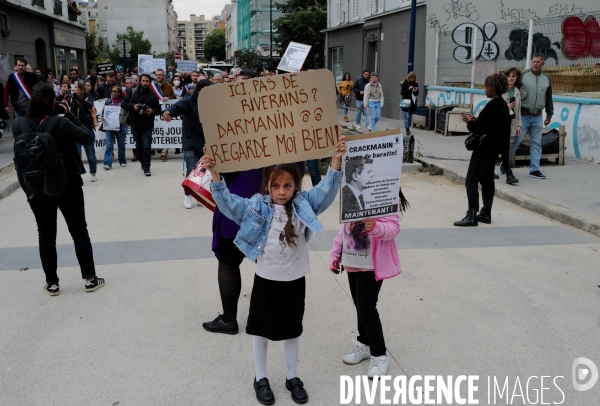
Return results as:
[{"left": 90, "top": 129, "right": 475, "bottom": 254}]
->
[{"left": 217, "top": 238, "right": 245, "bottom": 323}]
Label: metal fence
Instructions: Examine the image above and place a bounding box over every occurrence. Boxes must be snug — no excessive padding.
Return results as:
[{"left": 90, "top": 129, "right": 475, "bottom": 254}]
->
[{"left": 435, "top": 11, "right": 600, "bottom": 97}]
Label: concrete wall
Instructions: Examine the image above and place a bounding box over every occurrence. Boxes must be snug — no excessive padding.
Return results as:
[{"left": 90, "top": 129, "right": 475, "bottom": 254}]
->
[
  {"left": 426, "top": 86, "right": 600, "bottom": 162},
  {"left": 424, "top": 0, "right": 600, "bottom": 86}
]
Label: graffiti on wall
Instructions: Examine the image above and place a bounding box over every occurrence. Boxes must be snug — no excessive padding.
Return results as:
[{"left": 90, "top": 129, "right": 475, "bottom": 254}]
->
[
  {"left": 443, "top": 1, "right": 479, "bottom": 21},
  {"left": 548, "top": 4, "right": 583, "bottom": 17},
  {"left": 452, "top": 22, "right": 499, "bottom": 64},
  {"left": 562, "top": 15, "right": 600, "bottom": 59},
  {"left": 429, "top": 14, "right": 449, "bottom": 36},
  {"left": 505, "top": 29, "right": 561, "bottom": 64}
]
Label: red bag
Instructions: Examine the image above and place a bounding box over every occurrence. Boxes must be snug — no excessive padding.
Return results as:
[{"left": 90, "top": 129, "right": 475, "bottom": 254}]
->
[{"left": 181, "top": 161, "right": 216, "bottom": 211}]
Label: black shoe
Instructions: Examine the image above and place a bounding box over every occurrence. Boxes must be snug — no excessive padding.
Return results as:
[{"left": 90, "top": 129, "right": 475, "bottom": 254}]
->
[
  {"left": 85, "top": 277, "right": 105, "bottom": 292},
  {"left": 476, "top": 211, "right": 491, "bottom": 224},
  {"left": 493, "top": 173, "right": 499, "bottom": 179},
  {"left": 506, "top": 170, "right": 519, "bottom": 185},
  {"left": 202, "top": 315, "right": 239, "bottom": 335},
  {"left": 405, "top": 127, "right": 410, "bottom": 136},
  {"left": 144, "top": 170, "right": 151, "bottom": 177},
  {"left": 43, "top": 283, "right": 60, "bottom": 296},
  {"left": 286, "top": 377, "right": 308, "bottom": 404},
  {"left": 453, "top": 210, "right": 478, "bottom": 227},
  {"left": 254, "top": 377, "right": 275, "bottom": 405}
]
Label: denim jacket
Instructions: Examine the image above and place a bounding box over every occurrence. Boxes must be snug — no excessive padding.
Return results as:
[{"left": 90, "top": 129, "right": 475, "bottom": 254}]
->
[{"left": 211, "top": 166, "right": 342, "bottom": 262}]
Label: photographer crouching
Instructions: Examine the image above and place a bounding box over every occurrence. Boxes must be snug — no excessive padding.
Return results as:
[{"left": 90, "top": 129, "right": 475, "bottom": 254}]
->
[{"left": 121, "top": 73, "right": 161, "bottom": 176}]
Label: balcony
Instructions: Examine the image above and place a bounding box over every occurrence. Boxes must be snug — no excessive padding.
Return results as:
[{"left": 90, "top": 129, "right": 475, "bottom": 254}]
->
[
  {"left": 32, "top": 0, "right": 45, "bottom": 7},
  {"left": 54, "top": 0, "right": 63, "bottom": 16}
]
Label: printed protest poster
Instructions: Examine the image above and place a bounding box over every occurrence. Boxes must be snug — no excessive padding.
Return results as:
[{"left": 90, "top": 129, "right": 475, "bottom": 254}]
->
[
  {"left": 93, "top": 100, "right": 183, "bottom": 150},
  {"left": 277, "top": 42, "right": 312, "bottom": 73},
  {"left": 152, "top": 58, "right": 166, "bottom": 73},
  {"left": 177, "top": 60, "right": 196, "bottom": 72},
  {"left": 138, "top": 54, "right": 153, "bottom": 74},
  {"left": 340, "top": 129, "right": 403, "bottom": 223},
  {"left": 96, "top": 62, "right": 115, "bottom": 75},
  {"left": 103, "top": 106, "right": 121, "bottom": 131},
  {"left": 199, "top": 70, "right": 339, "bottom": 173}
]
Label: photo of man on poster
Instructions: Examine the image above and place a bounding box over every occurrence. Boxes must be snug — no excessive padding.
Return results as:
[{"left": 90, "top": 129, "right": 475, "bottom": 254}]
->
[{"left": 342, "top": 157, "right": 374, "bottom": 212}]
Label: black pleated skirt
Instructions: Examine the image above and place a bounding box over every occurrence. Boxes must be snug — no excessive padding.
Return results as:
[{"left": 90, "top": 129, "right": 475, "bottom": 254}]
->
[{"left": 246, "top": 274, "right": 306, "bottom": 341}]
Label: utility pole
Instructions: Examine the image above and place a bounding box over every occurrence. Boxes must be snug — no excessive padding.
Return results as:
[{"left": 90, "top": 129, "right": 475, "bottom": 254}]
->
[
  {"left": 269, "top": 0, "right": 273, "bottom": 70},
  {"left": 407, "top": 0, "right": 417, "bottom": 73}
]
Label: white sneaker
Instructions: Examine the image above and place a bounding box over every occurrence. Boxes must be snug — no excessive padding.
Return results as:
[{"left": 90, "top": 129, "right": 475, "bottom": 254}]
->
[
  {"left": 184, "top": 195, "right": 193, "bottom": 209},
  {"left": 90, "top": 173, "right": 97, "bottom": 182},
  {"left": 342, "top": 339, "right": 371, "bottom": 365},
  {"left": 367, "top": 355, "right": 389, "bottom": 377},
  {"left": 103, "top": 165, "right": 111, "bottom": 170},
  {"left": 120, "top": 163, "right": 127, "bottom": 167},
  {"left": 366, "top": 126, "right": 371, "bottom": 131},
  {"left": 355, "top": 124, "right": 361, "bottom": 130}
]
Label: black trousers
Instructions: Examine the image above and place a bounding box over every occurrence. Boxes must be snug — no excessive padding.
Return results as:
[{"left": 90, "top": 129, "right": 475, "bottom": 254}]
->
[
  {"left": 347, "top": 271, "right": 385, "bottom": 357},
  {"left": 132, "top": 127, "right": 153, "bottom": 171},
  {"left": 465, "top": 149, "right": 496, "bottom": 212},
  {"left": 28, "top": 179, "right": 96, "bottom": 285}
]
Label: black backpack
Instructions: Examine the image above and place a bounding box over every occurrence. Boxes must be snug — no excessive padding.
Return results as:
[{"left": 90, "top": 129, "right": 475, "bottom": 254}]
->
[{"left": 13, "top": 116, "right": 68, "bottom": 200}]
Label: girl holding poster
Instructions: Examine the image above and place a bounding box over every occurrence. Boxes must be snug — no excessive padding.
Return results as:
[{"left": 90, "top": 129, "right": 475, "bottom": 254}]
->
[
  {"left": 201, "top": 138, "right": 346, "bottom": 406},
  {"left": 329, "top": 191, "right": 409, "bottom": 377}
]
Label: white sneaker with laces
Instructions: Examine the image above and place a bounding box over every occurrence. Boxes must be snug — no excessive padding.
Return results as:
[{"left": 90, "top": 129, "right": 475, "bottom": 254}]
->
[
  {"left": 120, "top": 163, "right": 127, "bottom": 167},
  {"left": 342, "top": 339, "right": 371, "bottom": 365},
  {"left": 103, "top": 165, "right": 111, "bottom": 170},
  {"left": 90, "top": 173, "right": 97, "bottom": 182},
  {"left": 355, "top": 124, "right": 361, "bottom": 130},
  {"left": 367, "top": 355, "right": 389, "bottom": 377},
  {"left": 184, "top": 195, "right": 193, "bottom": 209}
]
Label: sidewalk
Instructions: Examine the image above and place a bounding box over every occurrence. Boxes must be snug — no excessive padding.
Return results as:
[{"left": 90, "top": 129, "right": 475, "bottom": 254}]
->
[{"left": 340, "top": 108, "right": 600, "bottom": 237}]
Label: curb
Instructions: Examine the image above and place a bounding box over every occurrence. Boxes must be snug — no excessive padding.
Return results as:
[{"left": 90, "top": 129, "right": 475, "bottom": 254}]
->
[
  {"left": 418, "top": 158, "right": 600, "bottom": 238},
  {"left": 0, "top": 164, "right": 19, "bottom": 202}
]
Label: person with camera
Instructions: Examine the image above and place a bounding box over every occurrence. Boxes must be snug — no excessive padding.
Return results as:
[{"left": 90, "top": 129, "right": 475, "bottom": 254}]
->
[
  {"left": 454, "top": 74, "right": 511, "bottom": 227},
  {"left": 12, "top": 82, "right": 105, "bottom": 296},
  {"left": 499, "top": 68, "right": 521, "bottom": 185},
  {"left": 70, "top": 79, "right": 98, "bottom": 182},
  {"left": 121, "top": 73, "right": 161, "bottom": 176}
]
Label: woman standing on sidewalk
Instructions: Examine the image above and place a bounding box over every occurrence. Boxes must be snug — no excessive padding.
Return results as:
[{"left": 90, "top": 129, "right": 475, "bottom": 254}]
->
[
  {"left": 400, "top": 72, "right": 419, "bottom": 136},
  {"left": 454, "top": 73, "right": 511, "bottom": 227},
  {"left": 499, "top": 67, "right": 521, "bottom": 185},
  {"left": 363, "top": 73, "right": 384, "bottom": 132},
  {"left": 337, "top": 73, "right": 353, "bottom": 122}
]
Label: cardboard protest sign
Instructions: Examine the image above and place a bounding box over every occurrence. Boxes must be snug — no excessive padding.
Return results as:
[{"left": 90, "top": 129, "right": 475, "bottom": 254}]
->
[
  {"left": 93, "top": 100, "right": 183, "bottom": 150},
  {"left": 199, "top": 70, "right": 339, "bottom": 173},
  {"left": 177, "top": 60, "right": 196, "bottom": 72},
  {"left": 277, "top": 42, "right": 312, "bottom": 73},
  {"left": 340, "top": 129, "right": 404, "bottom": 223}
]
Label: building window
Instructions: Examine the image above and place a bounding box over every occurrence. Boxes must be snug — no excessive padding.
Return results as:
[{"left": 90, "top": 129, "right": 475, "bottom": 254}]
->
[
  {"left": 352, "top": 0, "right": 359, "bottom": 18},
  {"left": 331, "top": 47, "right": 343, "bottom": 83}
]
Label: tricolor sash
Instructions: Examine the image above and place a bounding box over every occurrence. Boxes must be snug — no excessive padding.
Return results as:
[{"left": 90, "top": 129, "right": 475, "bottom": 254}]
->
[
  {"left": 150, "top": 82, "right": 164, "bottom": 99},
  {"left": 184, "top": 84, "right": 190, "bottom": 92},
  {"left": 13, "top": 73, "right": 31, "bottom": 100}
]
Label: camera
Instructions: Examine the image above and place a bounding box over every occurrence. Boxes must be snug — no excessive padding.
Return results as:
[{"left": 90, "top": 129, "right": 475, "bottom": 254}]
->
[
  {"left": 54, "top": 101, "right": 68, "bottom": 114},
  {"left": 509, "top": 97, "right": 516, "bottom": 119},
  {"left": 138, "top": 103, "right": 147, "bottom": 115}
]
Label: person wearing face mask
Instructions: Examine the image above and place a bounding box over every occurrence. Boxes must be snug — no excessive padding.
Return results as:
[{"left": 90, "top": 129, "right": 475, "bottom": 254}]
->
[{"left": 171, "top": 75, "right": 184, "bottom": 98}]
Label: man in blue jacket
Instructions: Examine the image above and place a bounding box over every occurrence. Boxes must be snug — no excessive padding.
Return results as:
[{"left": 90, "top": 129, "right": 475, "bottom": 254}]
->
[
  {"left": 162, "top": 79, "right": 212, "bottom": 208},
  {"left": 352, "top": 70, "right": 371, "bottom": 130}
]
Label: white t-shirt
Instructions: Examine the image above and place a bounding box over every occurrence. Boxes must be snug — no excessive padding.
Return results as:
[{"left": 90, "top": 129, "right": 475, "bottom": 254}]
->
[
  {"left": 256, "top": 205, "right": 309, "bottom": 282},
  {"left": 340, "top": 222, "right": 374, "bottom": 270}
]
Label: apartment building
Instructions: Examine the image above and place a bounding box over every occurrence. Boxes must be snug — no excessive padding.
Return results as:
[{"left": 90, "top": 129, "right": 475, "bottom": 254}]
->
[{"left": 177, "top": 14, "right": 213, "bottom": 62}]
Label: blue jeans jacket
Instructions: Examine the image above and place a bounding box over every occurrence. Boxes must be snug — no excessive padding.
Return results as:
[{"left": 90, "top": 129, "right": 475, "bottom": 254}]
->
[{"left": 211, "top": 166, "right": 342, "bottom": 262}]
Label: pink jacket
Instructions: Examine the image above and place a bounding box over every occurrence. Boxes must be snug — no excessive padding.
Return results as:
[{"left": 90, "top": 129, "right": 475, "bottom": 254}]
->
[{"left": 330, "top": 214, "right": 401, "bottom": 281}]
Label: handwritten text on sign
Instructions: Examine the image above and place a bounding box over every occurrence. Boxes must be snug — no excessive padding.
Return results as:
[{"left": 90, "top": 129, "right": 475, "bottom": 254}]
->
[{"left": 199, "top": 70, "right": 339, "bottom": 172}]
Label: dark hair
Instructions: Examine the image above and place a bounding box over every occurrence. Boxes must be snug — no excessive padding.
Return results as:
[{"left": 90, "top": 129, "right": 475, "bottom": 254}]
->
[
  {"left": 262, "top": 163, "right": 302, "bottom": 247},
  {"left": 344, "top": 157, "right": 373, "bottom": 184},
  {"left": 139, "top": 73, "right": 152, "bottom": 81},
  {"left": 503, "top": 67, "right": 521, "bottom": 84},
  {"left": 363, "top": 70, "right": 370, "bottom": 74},
  {"left": 106, "top": 72, "right": 115, "bottom": 78},
  {"left": 16, "top": 57, "right": 27, "bottom": 65},
  {"left": 69, "top": 68, "right": 79, "bottom": 75},
  {"left": 85, "top": 79, "right": 97, "bottom": 96},
  {"left": 399, "top": 187, "right": 410, "bottom": 213},
  {"left": 59, "top": 74, "right": 69, "bottom": 84},
  {"left": 484, "top": 73, "right": 508, "bottom": 96},
  {"left": 110, "top": 85, "right": 123, "bottom": 98},
  {"left": 344, "top": 72, "right": 351, "bottom": 80},
  {"left": 532, "top": 53, "right": 545, "bottom": 60},
  {"left": 27, "top": 82, "right": 57, "bottom": 116}
]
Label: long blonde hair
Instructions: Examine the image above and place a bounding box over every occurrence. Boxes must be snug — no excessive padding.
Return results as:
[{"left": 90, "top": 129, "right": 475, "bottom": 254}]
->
[{"left": 401, "top": 71, "right": 417, "bottom": 85}]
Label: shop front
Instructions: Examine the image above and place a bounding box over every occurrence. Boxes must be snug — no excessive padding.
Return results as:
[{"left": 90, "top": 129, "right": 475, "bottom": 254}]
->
[{"left": 51, "top": 20, "right": 86, "bottom": 77}]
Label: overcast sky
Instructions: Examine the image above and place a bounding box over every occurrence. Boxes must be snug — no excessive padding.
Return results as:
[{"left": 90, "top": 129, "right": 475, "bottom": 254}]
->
[{"left": 173, "top": 0, "right": 230, "bottom": 21}]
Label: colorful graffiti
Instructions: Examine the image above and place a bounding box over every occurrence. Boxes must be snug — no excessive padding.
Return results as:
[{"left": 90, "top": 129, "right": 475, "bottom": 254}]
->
[
  {"left": 452, "top": 22, "right": 499, "bottom": 63},
  {"left": 505, "top": 29, "right": 561, "bottom": 64},
  {"left": 561, "top": 15, "right": 600, "bottom": 59}
]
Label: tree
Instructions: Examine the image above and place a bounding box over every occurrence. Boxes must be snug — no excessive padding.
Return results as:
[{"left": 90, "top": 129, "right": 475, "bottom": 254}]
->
[
  {"left": 108, "top": 26, "right": 152, "bottom": 67},
  {"left": 204, "top": 29, "right": 226, "bottom": 62},
  {"left": 273, "top": 0, "right": 327, "bottom": 69},
  {"left": 232, "top": 48, "right": 267, "bottom": 69},
  {"left": 85, "top": 32, "right": 98, "bottom": 68}
]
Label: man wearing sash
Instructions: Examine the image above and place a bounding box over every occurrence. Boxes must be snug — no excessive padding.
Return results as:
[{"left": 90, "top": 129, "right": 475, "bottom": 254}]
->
[{"left": 3, "top": 58, "right": 42, "bottom": 118}]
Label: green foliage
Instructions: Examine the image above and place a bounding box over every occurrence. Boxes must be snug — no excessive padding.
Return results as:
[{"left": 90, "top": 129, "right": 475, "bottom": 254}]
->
[
  {"left": 232, "top": 48, "right": 267, "bottom": 69},
  {"left": 204, "top": 29, "right": 226, "bottom": 62},
  {"left": 155, "top": 52, "right": 177, "bottom": 69},
  {"left": 273, "top": 0, "right": 326, "bottom": 68},
  {"left": 107, "top": 26, "right": 153, "bottom": 67},
  {"left": 85, "top": 32, "right": 98, "bottom": 67}
]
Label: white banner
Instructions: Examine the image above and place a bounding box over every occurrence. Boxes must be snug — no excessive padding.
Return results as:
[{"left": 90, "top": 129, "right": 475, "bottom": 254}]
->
[
  {"left": 152, "top": 58, "right": 166, "bottom": 73},
  {"left": 340, "top": 132, "right": 404, "bottom": 222},
  {"left": 177, "top": 60, "right": 196, "bottom": 73},
  {"left": 93, "top": 100, "right": 183, "bottom": 150}
]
